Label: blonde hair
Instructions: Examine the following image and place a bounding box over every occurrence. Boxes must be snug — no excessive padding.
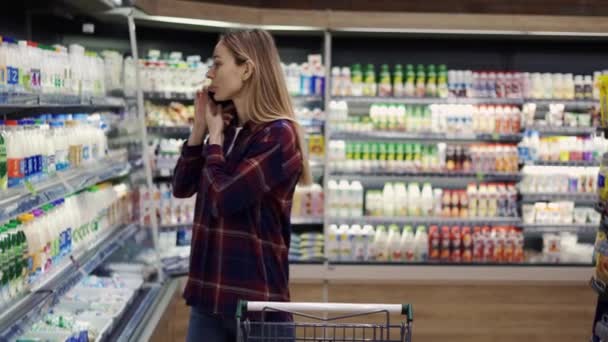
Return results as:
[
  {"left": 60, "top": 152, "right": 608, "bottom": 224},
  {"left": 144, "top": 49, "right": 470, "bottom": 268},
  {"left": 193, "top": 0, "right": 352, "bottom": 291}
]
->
[{"left": 220, "top": 29, "right": 312, "bottom": 185}]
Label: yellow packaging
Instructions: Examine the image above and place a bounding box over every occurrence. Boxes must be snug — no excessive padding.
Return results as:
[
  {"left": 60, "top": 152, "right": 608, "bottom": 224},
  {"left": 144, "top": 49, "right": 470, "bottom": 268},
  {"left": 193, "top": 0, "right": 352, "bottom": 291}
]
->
[
  {"left": 599, "top": 75, "right": 608, "bottom": 128},
  {"left": 308, "top": 135, "right": 324, "bottom": 159}
]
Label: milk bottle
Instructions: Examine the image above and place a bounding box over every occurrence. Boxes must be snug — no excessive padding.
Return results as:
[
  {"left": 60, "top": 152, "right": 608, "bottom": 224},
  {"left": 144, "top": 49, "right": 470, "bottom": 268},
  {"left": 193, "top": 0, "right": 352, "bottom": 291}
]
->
[
  {"left": 415, "top": 225, "right": 429, "bottom": 261},
  {"left": 387, "top": 224, "right": 402, "bottom": 261},
  {"left": 394, "top": 182, "right": 408, "bottom": 216},
  {"left": 350, "top": 181, "right": 364, "bottom": 217},
  {"left": 338, "top": 224, "right": 351, "bottom": 261},
  {"left": 327, "top": 180, "right": 339, "bottom": 217},
  {"left": 382, "top": 182, "right": 395, "bottom": 217},
  {"left": 338, "top": 180, "right": 351, "bottom": 217},
  {"left": 408, "top": 183, "right": 421, "bottom": 216},
  {"left": 350, "top": 225, "right": 364, "bottom": 261},
  {"left": 421, "top": 182, "right": 434, "bottom": 216},
  {"left": 362, "top": 224, "right": 375, "bottom": 261},
  {"left": 327, "top": 224, "right": 340, "bottom": 261},
  {"left": 374, "top": 225, "right": 388, "bottom": 261},
  {"left": 400, "top": 225, "right": 416, "bottom": 262}
]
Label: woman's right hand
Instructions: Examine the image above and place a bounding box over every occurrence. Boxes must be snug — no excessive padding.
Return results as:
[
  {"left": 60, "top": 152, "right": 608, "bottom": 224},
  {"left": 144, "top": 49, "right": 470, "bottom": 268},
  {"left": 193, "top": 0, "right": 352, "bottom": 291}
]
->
[{"left": 188, "top": 87, "right": 209, "bottom": 146}]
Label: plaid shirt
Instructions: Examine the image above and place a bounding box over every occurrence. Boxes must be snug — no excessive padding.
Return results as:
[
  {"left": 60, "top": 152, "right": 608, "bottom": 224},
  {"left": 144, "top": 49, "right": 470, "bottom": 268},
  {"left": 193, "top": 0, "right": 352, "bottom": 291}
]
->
[{"left": 172, "top": 119, "right": 302, "bottom": 319}]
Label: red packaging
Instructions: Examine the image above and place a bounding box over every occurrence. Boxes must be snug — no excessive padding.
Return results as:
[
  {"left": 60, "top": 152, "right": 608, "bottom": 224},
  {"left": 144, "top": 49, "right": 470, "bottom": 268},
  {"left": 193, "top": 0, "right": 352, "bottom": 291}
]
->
[
  {"left": 482, "top": 226, "right": 493, "bottom": 263},
  {"left": 513, "top": 228, "right": 525, "bottom": 263},
  {"left": 429, "top": 225, "right": 440, "bottom": 261},
  {"left": 440, "top": 226, "right": 451, "bottom": 262},
  {"left": 493, "top": 227, "right": 506, "bottom": 263},
  {"left": 503, "top": 227, "right": 515, "bottom": 263},
  {"left": 472, "top": 226, "right": 483, "bottom": 263},
  {"left": 450, "top": 226, "right": 462, "bottom": 263}
]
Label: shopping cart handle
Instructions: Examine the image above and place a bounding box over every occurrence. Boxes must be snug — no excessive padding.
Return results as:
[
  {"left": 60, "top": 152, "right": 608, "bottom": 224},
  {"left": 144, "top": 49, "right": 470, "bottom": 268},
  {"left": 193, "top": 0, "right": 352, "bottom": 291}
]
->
[{"left": 237, "top": 301, "right": 413, "bottom": 321}]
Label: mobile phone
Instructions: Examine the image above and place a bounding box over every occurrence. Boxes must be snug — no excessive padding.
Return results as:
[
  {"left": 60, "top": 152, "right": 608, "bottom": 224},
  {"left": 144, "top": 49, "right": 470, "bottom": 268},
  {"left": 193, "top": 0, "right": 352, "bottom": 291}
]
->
[{"left": 208, "top": 91, "right": 233, "bottom": 107}]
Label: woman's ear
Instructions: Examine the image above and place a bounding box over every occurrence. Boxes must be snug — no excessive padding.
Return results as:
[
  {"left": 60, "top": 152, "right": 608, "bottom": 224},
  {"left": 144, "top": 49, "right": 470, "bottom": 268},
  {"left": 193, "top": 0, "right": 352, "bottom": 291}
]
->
[{"left": 242, "top": 60, "right": 255, "bottom": 81}]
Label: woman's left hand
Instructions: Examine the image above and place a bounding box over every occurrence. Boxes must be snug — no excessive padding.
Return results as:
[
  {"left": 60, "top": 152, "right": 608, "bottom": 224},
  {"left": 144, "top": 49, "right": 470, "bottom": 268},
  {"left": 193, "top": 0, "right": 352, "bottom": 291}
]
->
[{"left": 207, "top": 103, "right": 225, "bottom": 145}]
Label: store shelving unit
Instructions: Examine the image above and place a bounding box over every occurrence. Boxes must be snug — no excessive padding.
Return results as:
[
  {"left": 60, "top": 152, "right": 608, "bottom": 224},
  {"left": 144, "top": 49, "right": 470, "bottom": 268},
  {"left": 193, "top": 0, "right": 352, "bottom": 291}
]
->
[
  {"left": 327, "top": 216, "right": 521, "bottom": 226},
  {"left": 331, "top": 171, "right": 521, "bottom": 184},
  {"left": 0, "top": 94, "right": 126, "bottom": 115},
  {"left": 523, "top": 160, "right": 601, "bottom": 167},
  {"left": 0, "top": 223, "right": 140, "bottom": 340},
  {"left": 330, "top": 130, "right": 523, "bottom": 143},
  {"left": 526, "top": 126, "right": 597, "bottom": 136},
  {"left": 520, "top": 192, "right": 597, "bottom": 205},
  {"left": 332, "top": 96, "right": 526, "bottom": 105}
]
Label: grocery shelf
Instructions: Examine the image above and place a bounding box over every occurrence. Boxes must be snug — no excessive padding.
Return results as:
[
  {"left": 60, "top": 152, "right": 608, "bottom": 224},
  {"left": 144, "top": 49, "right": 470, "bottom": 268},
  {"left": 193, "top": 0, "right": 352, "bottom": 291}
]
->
[
  {"left": 292, "top": 264, "right": 592, "bottom": 283},
  {"left": 0, "top": 223, "right": 139, "bottom": 340},
  {"left": 329, "top": 261, "right": 592, "bottom": 267},
  {"left": 0, "top": 153, "right": 131, "bottom": 223},
  {"left": 520, "top": 223, "right": 598, "bottom": 235},
  {"left": 330, "top": 130, "right": 522, "bottom": 143},
  {"left": 0, "top": 94, "right": 126, "bottom": 115},
  {"left": 110, "top": 279, "right": 180, "bottom": 342},
  {"left": 327, "top": 216, "right": 521, "bottom": 226},
  {"left": 332, "top": 96, "right": 524, "bottom": 105},
  {"left": 523, "top": 160, "right": 600, "bottom": 167},
  {"left": 291, "top": 216, "right": 324, "bottom": 225},
  {"left": 329, "top": 171, "right": 521, "bottom": 185},
  {"left": 291, "top": 95, "right": 324, "bottom": 104},
  {"left": 524, "top": 99, "right": 597, "bottom": 108},
  {"left": 147, "top": 125, "right": 191, "bottom": 137},
  {"left": 525, "top": 126, "right": 596, "bottom": 136},
  {"left": 520, "top": 192, "right": 597, "bottom": 205},
  {"left": 144, "top": 91, "right": 194, "bottom": 101}
]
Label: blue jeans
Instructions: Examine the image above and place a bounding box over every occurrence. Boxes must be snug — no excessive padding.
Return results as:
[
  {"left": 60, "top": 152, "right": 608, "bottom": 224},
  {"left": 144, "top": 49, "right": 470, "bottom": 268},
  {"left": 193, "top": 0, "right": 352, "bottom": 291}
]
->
[{"left": 186, "top": 306, "right": 295, "bottom": 342}]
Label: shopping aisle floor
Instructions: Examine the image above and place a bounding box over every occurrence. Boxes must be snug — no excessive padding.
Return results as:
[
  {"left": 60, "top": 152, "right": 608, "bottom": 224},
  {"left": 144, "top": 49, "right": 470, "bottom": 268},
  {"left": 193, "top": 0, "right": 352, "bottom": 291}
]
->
[{"left": 151, "top": 279, "right": 594, "bottom": 342}]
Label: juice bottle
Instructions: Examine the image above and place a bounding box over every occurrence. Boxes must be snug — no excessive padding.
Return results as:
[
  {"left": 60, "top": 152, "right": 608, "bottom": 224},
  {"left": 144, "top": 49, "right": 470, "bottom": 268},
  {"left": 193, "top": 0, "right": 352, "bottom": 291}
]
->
[
  {"left": 364, "top": 64, "right": 376, "bottom": 96},
  {"left": 428, "top": 225, "right": 440, "bottom": 261},
  {"left": 393, "top": 64, "right": 404, "bottom": 97},
  {"left": 426, "top": 65, "right": 437, "bottom": 98},
  {"left": 415, "top": 64, "right": 426, "bottom": 98},
  {"left": 450, "top": 226, "right": 462, "bottom": 263},
  {"left": 351, "top": 64, "right": 363, "bottom": 97},
  {"left": 440, "top": 226, "right": 451, "bottom": 262},
  {"left": 378, "top": 64, "right": 392, "bottom": 97},
  {"left": 461, "top": 226, "right": 473, "bottom": 263},
  {"left": 404, "top": 64, "right": 415, "bottom": 97}
]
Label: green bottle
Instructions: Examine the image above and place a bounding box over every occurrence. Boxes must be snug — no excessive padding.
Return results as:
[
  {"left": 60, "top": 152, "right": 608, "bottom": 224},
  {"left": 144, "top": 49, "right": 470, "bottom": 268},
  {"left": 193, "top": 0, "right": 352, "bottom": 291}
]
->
[
  {"left": 370, "top": 143, "right": 379, "bottom": 171},
  {"left": 405, "top": 65, "right": 415, "bottom": 97},
  {"left": 364, "top": 64, "right": 376, "bottom": 96},
  {"left": 426, "top": 65, "right": 437, "bottom": 98},
  {"left": 351, "top": 64, "right": 363, "bottom": 96},
  {"left": 393, "top": 65, "right": 404, "bottom": 97},
  {"left": 404, "top": 144, "right": 413, "bottom": 170},
  {"left": 379, "top": 64, "right": 392, "bottom": 97},
  {"left": 378, "top": 142, "right": 387, "bottom": 171},
  {"left": 416, "top": 65, "right": 426, "bottom": 98}
]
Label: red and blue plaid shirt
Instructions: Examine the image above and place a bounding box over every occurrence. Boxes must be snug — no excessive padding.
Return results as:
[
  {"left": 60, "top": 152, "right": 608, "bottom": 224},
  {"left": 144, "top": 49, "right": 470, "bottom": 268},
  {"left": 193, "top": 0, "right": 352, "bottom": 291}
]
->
[{"left": 172, "top": 119, "right": 302, "bottom": 318}]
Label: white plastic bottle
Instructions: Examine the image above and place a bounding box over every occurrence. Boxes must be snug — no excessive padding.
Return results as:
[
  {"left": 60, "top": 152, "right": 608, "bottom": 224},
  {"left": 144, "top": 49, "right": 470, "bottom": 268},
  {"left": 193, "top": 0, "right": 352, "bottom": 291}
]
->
[
  {"left": 374, "top": 225, "right": 388, "bottom": 261},
  {"left": 400, "top": 225, "right": 416, "bottom": 262},
  {"left": 414, "top": 225, "right": 429, "bottom": 261},
  {"left": 349, "top": 181, "right": 364, "bottom": 217},
  {"left": 420, "top": 183, "right": 434, "bottom": 217},
  {"left": 408, "top": 183, "right": 421, "bottom": 217},
  {"left": 350, "top": 224, "right": 364, "bottom": 261},
  {"left": 338, "top": 180, "right": 351, "bottom": 217},
  {"left": 387, "top": 224, "right": 402, "bottom": 261},
  {"left": 327, "top": 180, "right": 339, "bottom": 217},
  {"left": 338, "top": 224, "right": 351, "bottom": 261},
  {"left": 362, "top": 224, "right": 375, "bottom": 261},
  {"left": 394, "top": 182, "right": 408, "bottom": 216},
  {"left": 382, "top": 182, "right": 395, "bottom": 217}
]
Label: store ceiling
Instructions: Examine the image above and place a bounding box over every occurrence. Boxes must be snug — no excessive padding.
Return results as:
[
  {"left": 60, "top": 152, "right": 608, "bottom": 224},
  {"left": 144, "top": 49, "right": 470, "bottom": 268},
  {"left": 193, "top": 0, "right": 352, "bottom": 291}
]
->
[{"left": 186, "top": 0, "right": 608, "bottom": 17}]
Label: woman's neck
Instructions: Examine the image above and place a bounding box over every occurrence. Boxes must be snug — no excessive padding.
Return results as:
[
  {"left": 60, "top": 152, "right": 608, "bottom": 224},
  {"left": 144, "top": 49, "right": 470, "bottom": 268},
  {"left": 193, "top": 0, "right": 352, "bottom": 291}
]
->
[{"left": 232, "top": 96, "right": 249, "bottom": 126}]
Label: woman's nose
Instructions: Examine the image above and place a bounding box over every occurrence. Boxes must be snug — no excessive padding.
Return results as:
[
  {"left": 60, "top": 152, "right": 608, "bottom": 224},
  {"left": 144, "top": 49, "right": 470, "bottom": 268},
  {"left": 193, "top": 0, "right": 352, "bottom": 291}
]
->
[{"left": 206, "top": 69, "right": 215, "bottom": 79}]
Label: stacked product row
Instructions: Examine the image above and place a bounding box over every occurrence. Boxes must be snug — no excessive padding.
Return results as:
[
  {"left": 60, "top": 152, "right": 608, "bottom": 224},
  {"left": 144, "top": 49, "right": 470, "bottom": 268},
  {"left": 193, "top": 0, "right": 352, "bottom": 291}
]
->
[
  {"left": 0, "top": 183, "right": 133, "bottom": 309},
  {"left": 328, "top": 180, "right": 517, "bottom": 219}
]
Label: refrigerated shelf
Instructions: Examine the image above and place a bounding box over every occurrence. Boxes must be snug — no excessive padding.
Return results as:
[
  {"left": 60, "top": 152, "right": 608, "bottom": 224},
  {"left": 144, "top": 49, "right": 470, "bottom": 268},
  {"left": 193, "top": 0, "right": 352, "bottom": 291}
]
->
[
  {"left": 524, "top": 99, "right": 598, "bottom": 108},
  {"left": 330, "top": 130, "right": 523, "bottom": 143},
  {"left": 329, "top": 171, "right": 521, "bottom": 185},
  {"left": 0, "top": 94, "right": 126, "bottom": 115},
  {"left": 520, "top": 223, "right": 598, "bottom": 234},
  {"left": 332, "top": 96, "right": 525, "bottom": 105},
  {"left": 520, "top": 192, "right": 597, "bottom": 205},
  {"left": 327, "top": 216, "right": 521, "bottom": 226},
  {"left": 525, "top": 126, "right": 596, "bottom": 136},
  {"left": 523, "top": 160, "right": 600, "bottom": 167},
  {"left": 0, "top": 223, "right": 139, "bottom": 340},
  {"left": 0, "top": 153, "right": 131, "bottom": 223},
  {"left": 147, "top": 125, "right": 191, "bottom": 137}
]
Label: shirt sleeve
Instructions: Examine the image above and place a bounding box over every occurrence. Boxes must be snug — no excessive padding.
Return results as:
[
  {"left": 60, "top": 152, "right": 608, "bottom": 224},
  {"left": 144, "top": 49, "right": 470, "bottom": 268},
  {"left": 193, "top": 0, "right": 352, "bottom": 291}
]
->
[
  {"left": 203, "top": 121, "right": 302, "bottom": 217},
  {"left": 172, "top": 141, "right": 206, "bottom": 198}
]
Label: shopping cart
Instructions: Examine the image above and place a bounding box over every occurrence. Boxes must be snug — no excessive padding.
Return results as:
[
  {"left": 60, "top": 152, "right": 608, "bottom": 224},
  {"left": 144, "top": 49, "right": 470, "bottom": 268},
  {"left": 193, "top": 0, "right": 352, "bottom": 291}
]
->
[{"left": 236, "top": 301, "right": 413, "bottom": 342}]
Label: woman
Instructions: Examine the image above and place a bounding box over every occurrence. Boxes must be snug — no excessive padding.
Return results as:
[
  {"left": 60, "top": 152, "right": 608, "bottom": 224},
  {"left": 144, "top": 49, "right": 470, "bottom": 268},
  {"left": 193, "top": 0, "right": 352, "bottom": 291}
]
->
[{"left": 172, "top": 29, "right": 311, "bottom": 341}]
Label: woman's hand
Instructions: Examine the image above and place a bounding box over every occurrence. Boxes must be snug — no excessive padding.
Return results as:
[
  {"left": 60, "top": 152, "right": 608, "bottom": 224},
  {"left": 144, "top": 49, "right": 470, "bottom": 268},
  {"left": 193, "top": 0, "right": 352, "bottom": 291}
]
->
[
  {"left": 207, "top": 103, "right": 225, "bottom": 146},
  {"left": 188, "top": 87, "right": 209, "bottom": 146}
]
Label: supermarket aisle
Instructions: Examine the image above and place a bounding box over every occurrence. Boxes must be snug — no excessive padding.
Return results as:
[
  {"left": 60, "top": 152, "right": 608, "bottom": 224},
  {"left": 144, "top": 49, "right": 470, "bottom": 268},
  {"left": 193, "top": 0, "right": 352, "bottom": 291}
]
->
[{"left": 150, "top": 280, "right": 594, "bottom": 342}]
